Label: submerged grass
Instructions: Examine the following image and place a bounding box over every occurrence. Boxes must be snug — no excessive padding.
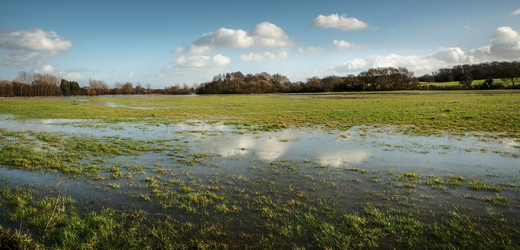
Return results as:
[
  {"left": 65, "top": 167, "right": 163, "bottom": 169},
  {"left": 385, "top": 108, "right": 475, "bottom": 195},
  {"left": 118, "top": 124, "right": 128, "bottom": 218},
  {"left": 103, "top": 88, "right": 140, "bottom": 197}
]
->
[
  {"left": 0, "top": 183, "right": 519, "bottom": 249},
  {"left": 1, "top": 92, "right": 520, "bottom": 248}
]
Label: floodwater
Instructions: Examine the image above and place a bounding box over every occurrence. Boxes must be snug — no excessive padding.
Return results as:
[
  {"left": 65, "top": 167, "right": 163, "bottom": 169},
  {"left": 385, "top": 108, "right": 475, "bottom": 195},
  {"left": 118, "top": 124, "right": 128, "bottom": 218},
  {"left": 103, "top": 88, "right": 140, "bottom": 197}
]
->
[{"left": 1, "top": 114, "right": 520, "bottom": 220}]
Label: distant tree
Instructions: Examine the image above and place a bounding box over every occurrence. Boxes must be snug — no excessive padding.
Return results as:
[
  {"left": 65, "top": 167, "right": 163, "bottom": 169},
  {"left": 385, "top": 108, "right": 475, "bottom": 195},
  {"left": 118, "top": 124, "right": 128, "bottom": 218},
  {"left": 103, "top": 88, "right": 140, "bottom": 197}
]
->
[
  {"left": 419, "top": 74, "right": 435, "bottom": 83},
  {"left": 122, "top": 82, "right": 134, "bottom": 94},
  {"left": 321, "top": 76, "right": 342, "bottom": 92},
  {"left": 502, "top": 63, "right": 520, "bottom": 86},
  {"left": 60, "top": 79, "right": 71, "bottom": 95},
  {"left": 0, "top": 80, "right": 14, "bottom": 97},
  {"left": 459, "top": 73, "right": 473, "bottom": 88}
]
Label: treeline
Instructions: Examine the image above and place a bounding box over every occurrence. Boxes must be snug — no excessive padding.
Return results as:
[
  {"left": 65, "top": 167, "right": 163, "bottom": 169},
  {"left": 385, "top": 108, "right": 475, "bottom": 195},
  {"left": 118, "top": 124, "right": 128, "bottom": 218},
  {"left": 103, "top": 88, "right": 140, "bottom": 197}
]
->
[
  {"left": 0, "top": 71, "right": 196, "bottom": 97},
  {"left": 196, "top": 67, "right": 420, "bottom": 94},
  {"left": 1, "top": 61, "right": 519, "bottom": 98},
  {"left": 196, "top": 61, "right": 520, "bottom": 94},
  {"left": 419, "top": 61, "right": 520, "bottom": 86}
]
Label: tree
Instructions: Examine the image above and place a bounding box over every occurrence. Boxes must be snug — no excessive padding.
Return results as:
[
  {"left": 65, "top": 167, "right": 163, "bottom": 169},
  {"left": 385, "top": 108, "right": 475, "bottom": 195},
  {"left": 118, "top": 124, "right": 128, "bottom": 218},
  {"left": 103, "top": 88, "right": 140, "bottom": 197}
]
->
[
  {"left": 459, "top": 73, "right": 473, "bottom": 88},
  {"left": 0, "top": 80, "right": 14, "bottom": 97},
  {"left": 502, "top": 63, "right": 520, "bottom": 86},
  {"left": 321, "top": 76, "right": 342, "bottom": 92},
  {"left": 122, "top": 82, "right": 134, "bottom": 95},
  {"left": 419, "top": 74, "right": 435, "bottom": 83}
]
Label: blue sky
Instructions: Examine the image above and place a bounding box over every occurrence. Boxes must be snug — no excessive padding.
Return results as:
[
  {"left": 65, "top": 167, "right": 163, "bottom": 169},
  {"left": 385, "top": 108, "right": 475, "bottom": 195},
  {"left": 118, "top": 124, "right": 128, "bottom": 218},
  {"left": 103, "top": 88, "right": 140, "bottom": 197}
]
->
[{"left": 1, "top": 0, "right": 520, "bottom": 88}]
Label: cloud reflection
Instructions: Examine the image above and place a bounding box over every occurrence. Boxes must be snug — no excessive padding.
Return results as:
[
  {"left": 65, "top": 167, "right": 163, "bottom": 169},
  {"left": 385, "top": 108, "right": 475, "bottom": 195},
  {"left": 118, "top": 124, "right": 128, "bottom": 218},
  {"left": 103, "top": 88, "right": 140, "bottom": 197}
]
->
[
  {"left": 317, "top": 150, "right": 370, "bottom": 167},
  {"left": 196, "top": 134, "right": 292, "bottom": 161}
]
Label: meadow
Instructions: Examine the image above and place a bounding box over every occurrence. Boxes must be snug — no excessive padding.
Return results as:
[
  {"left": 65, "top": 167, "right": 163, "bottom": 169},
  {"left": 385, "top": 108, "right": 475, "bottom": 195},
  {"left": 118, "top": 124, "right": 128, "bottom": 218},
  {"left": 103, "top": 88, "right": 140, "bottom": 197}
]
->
[
  {"left": 0, "top": 90, "right": 520, "bottom": 249},
  {"left": 421, "top": 79, "right": 508, "bottom": 87}
]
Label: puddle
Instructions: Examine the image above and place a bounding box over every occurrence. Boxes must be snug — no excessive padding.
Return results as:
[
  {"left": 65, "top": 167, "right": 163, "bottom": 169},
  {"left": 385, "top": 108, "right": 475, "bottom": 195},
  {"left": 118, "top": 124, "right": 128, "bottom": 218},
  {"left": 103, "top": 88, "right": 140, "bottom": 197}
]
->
[{"left": 1, "top": 115, "right": 520, "bottom": 225}]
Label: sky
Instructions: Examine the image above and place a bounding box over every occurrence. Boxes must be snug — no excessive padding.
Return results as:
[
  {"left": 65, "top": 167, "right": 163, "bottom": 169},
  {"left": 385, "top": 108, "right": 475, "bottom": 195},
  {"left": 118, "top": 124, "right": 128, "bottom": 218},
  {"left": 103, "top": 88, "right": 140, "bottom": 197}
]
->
[{"left": 1, "top": 0, "right": 520, "bottom": 88}]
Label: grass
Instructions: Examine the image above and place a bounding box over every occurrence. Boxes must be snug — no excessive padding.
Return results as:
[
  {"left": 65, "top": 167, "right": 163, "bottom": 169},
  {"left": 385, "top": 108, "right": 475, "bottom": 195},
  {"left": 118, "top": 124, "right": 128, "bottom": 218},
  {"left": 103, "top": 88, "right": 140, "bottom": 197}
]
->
[
  {"left": 1, "top": 90, "right": 520, "bottom": 135},
  {"left": 1, "top": 92, "right": 520, "bottom": 248},
  {"left": 2, "top": 182, "right": 518, "bottom": 249},
  {"left": 422, "top": 78, "right": 509, "bottom": 86}
]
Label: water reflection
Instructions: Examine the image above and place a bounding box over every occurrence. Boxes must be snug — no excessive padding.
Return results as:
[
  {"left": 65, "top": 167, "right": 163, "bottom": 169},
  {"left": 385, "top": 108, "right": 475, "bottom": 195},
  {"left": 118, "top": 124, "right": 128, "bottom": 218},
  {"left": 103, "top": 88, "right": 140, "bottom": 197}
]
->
[
  {"left": 196, "top": 135, "right": 291, "bottom": 161},
  {"left": 317, "top": 150, "right": 370, "bottom": 166},
  {"left": 1, "top": 115, "right": 519, "bottom": 174}
]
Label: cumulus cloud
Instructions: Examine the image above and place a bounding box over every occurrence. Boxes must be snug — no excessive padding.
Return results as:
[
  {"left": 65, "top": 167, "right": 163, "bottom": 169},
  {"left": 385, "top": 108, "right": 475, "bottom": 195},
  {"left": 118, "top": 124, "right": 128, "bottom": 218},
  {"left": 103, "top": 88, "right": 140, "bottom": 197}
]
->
[
  {"left": 115, "top": 72, "right": 134, "bottom": 78},
  {"left": 0, "top": 28, "right": 72, "bottom": 51},
  {"left": 185, "top": 45, "right": 212, "bottom": 56},
  {"left": 1, "top": 50, "right": 64, "bottom": 66},
  {"left": 55, "top": 68, "right": 86, "bottom": 81},
  {"left": 332, "top": 51, "right": 471, "bottom": 76},
  {"left": 431, "top": 47, "right": 476, "bottom": 63},
  {"left": 298, "top": 46, "right": 324, "bottom": 54},
  {"left": 159, "top": 54, "right": 230, "bottom": 76},
  {"left": 176, "top": 54, "right": 230, "bottom": 68},
  {"left": 311, "top": 14, "right": 369, "bottom": 31},
  {"left": 0, "top": 28, "right": 72, "bottom": 66},
  {"left": 511, "top": 8, "right": 520, "bottom": 15},
  {"left": 187, "top": 22, "right": 294, "bottom": 55},
  {"left": 171, "top": 47, "right": 184, "bottom": 54},
  {"left": 488, "top": 26, "right": 520, "bottom": 59},
  {"left": 240, "top": 51, "right": 288, "bottom": 61},
  {"left": 332, "top": 39, "right": 364, "bottom": 50},
  {"left": 332, "top": 26, "right": 520, "bottom": 76},
  {"left": 163, "top": 22, "right": 293, "bottom": 75}
]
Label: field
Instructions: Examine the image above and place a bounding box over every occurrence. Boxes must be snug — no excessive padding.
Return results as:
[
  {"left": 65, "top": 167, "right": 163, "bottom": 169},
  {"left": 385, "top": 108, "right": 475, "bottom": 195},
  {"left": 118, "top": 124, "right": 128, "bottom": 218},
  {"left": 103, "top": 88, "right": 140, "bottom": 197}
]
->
[
  {"left": 421, "top": 78, "right": 508, "bottom": 86},
  {"left": 1, "top": 90, "right": 520, "bottom": 249}
]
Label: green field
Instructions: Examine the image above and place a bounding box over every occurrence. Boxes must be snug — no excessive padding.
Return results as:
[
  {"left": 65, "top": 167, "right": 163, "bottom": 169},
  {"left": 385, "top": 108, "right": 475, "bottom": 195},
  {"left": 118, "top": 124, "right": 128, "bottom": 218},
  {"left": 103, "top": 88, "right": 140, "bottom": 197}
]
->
[
  {"left": 421, "top": 78, "right": 508, "bottom": 86},
  {"left": 1, "top": 90, "right": 519, "bottom": 135},
  {"left": 1, "top": 91, "right": 520, "bottom": 249}
]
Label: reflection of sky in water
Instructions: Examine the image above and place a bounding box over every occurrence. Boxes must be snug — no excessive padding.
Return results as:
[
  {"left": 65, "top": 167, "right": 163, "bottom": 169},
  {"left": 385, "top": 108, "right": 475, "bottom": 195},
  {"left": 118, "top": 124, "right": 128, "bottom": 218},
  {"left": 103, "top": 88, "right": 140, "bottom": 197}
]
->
[
  {"left": 1, "top": 115, "right": 519, "bottom": 174},
  {"left": 317, "top": 150, "right": 370, "bottom": 166}
]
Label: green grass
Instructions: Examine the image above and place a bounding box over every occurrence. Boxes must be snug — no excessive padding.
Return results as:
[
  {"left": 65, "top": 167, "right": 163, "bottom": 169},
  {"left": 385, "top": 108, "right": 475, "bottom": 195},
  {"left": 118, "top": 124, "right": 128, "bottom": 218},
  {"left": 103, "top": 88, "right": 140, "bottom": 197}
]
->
[
  {"left": 1, "top": 90, "right": 520, "bottom": 135},
  {"left": 1, "top": 92, "right": 520, "bottom": 249},
  {"left": 1, "top": 183, "right": 519, "bottom": 249},
  {"left": 422, "top": 78, "right": 509, "bottom": 86}
]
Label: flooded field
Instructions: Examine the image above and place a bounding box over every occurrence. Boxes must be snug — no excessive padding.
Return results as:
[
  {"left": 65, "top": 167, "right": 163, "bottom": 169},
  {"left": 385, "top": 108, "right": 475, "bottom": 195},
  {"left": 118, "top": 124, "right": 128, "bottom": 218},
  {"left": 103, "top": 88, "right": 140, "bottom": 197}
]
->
[{"left": 1, "top": 93, "right": 520, "bottom": 249}]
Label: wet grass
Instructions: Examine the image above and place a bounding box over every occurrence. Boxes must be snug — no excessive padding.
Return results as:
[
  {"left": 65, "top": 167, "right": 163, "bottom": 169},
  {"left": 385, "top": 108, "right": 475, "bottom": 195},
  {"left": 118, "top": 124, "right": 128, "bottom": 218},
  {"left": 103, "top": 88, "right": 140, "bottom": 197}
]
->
[
  {"left": 0, "top": 126, "right": 519, "bottom": 248},
  {"left": 1, "top": 90, "right": 519, "bottom": 135},
  {"left": 1, "top": 92, "right": 520, "bottom": 248},
  {"left": 0, "top": 181, "right": 519, "bottom": 249}
]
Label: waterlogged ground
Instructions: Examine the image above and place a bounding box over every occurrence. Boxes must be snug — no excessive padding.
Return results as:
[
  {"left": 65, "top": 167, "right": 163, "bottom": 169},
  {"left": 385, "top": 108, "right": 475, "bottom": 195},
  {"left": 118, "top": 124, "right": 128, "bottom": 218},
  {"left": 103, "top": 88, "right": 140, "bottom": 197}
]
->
[{"left": 1, "top": 109, "right": 520, "bottom": 249}]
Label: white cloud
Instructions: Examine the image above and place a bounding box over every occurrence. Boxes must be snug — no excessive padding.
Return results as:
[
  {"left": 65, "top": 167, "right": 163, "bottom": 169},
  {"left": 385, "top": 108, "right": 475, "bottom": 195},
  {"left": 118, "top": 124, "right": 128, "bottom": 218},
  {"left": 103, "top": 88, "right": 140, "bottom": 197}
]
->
[
  {"left": 311, "top": 14, "right": 369, "bottom": 31},
  {"left": 488, "top": 26, "right": 520, "bottom": 59},
  {"left": 511, "top": 8, "right": 520, "bottom": 15},
  {"left": 55, "top": 68, "right": 86, "bottom": 81},
  {"left": 431, "top": 47, "right": 475, "bottom": 63},
  {"left": 332, "top": 26, "right": 520, "bottom": 76},
  {"left": 63, "top": 72, "right": 84, "bottom": 81},
  {"left": 298, "top": 46, "right": 324, "bottom": 54},
  {"left": 0, "top": 28, "right": 72, "bottom": 66},
  {"left": 41, "top": 64, "right": 54, "bottom": 73},
  {"left": 0, "top": 28, "right": 72, "bottom": 51},
  {"left": 332, "top": 39, "right": 364, "bottom": 50},
  {"left": 159, "top": 54, "right": 231, "bottom": 76},
  {"left": 185, "top": 45, "right": 212, "bottom": 56},
  {"left": 176, "top": 54, "right": 230, "bottom": 68},
  {"left": 171, "top": 47, "right": 184, "bottom": 54},
  {"left": 240, "top": 51, "right": 288, "bottom": 61},
  {"left": 115, "top": 72, "right": 134, "bottom": 78},
  {"left": 31, "top": 64, "right": 54, "bottom": 74},
  {"left": 389, "top": 29, "right": 397, "bottom": 33},
  {"left": 332, "top": 52, "right": 460, "bottom": 76},
  {"left": 1, "top": 50, "right": 64, "bottom": 66},
  {"left": 188, "top": 22, "right": 294, "bottom": 53}
]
